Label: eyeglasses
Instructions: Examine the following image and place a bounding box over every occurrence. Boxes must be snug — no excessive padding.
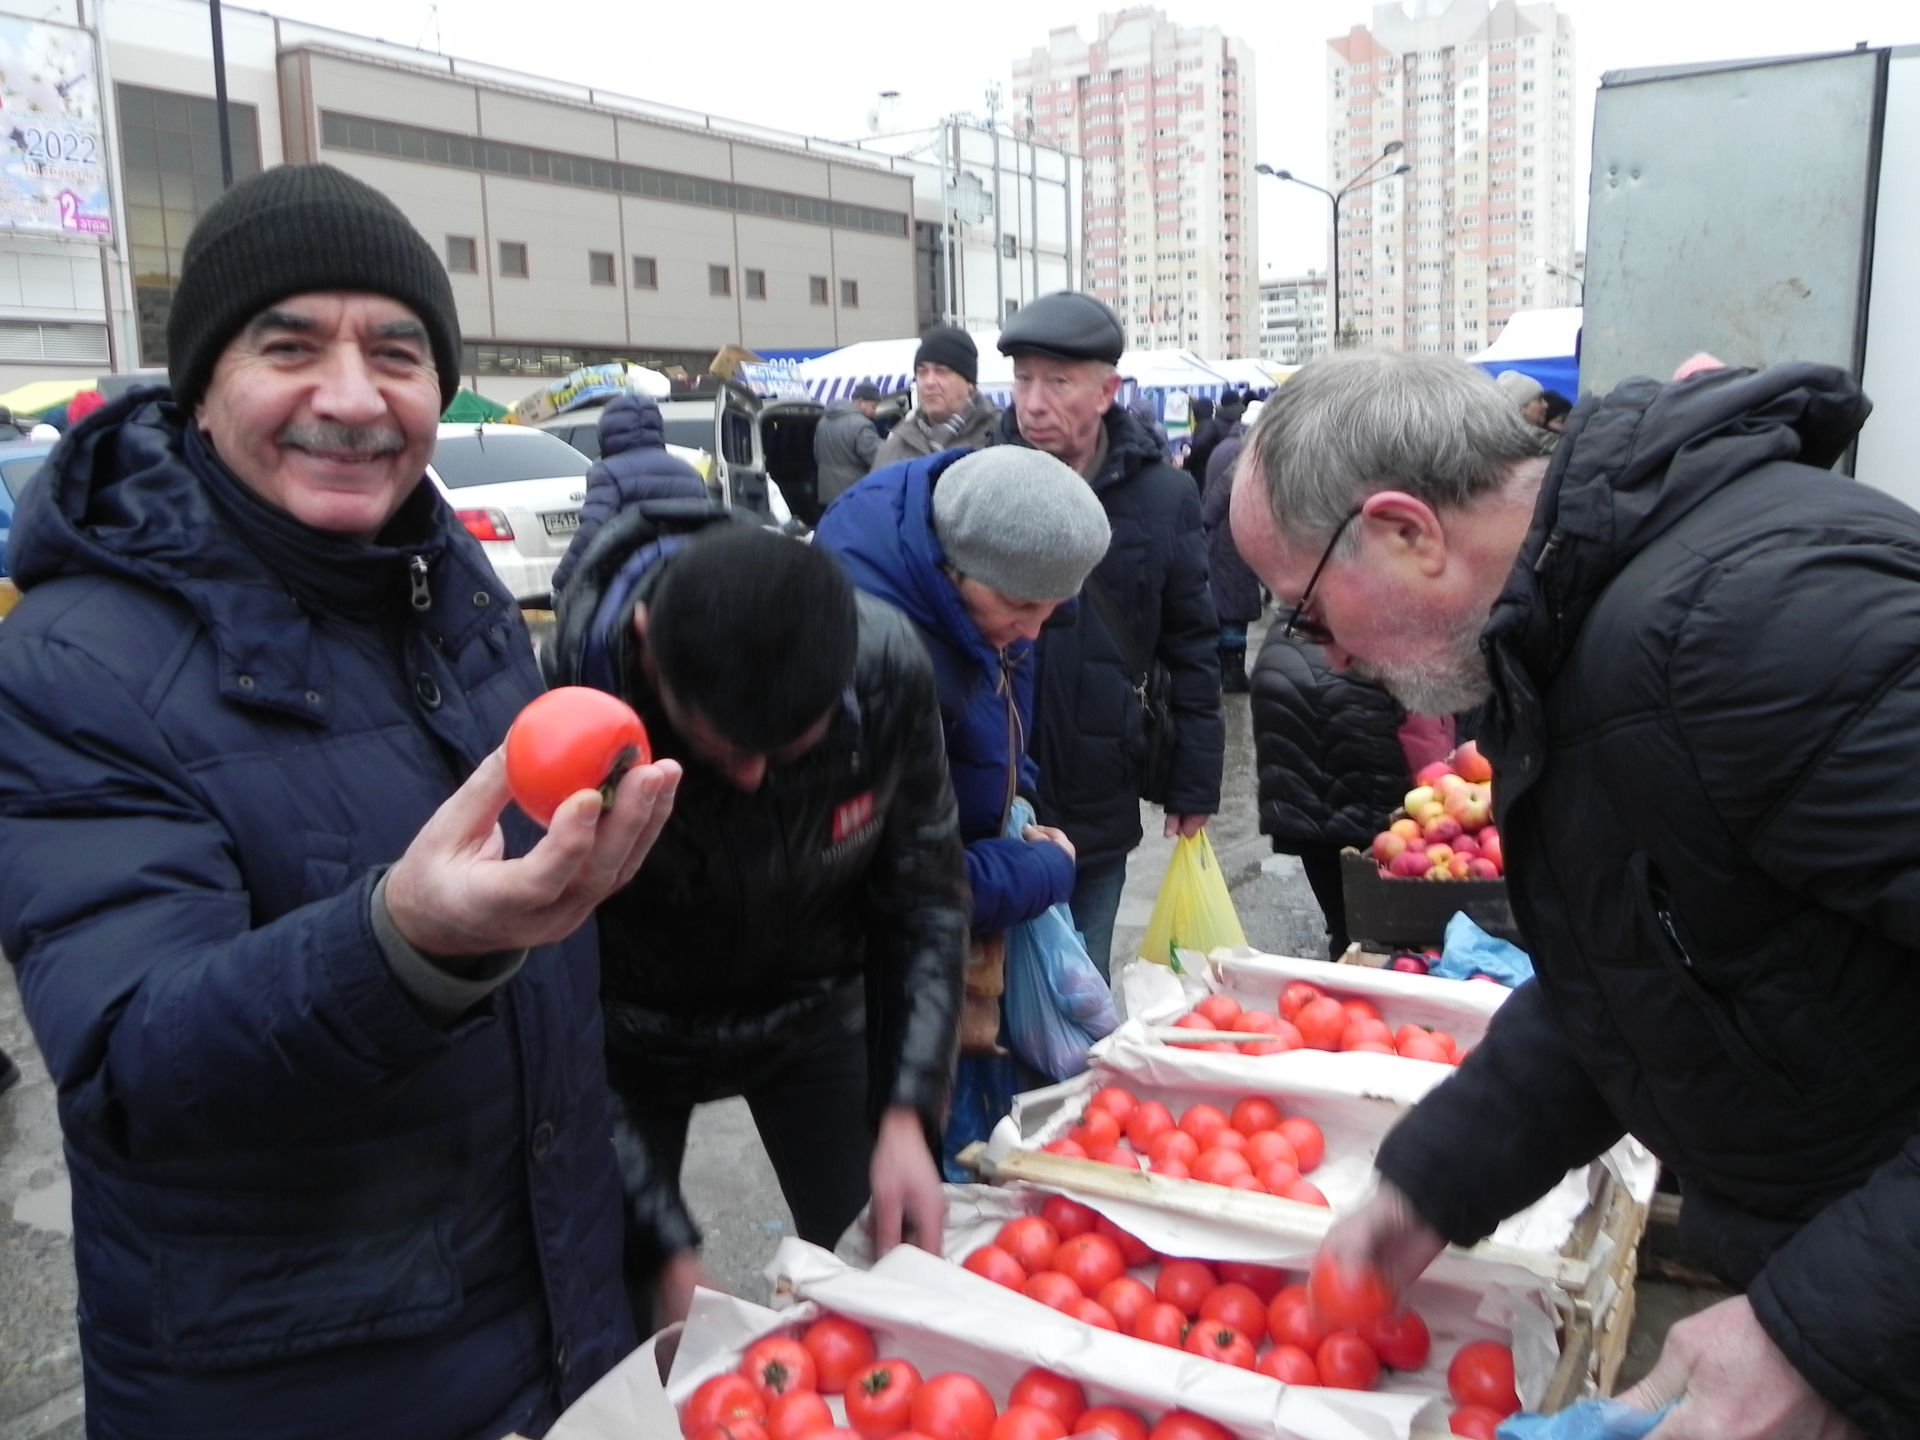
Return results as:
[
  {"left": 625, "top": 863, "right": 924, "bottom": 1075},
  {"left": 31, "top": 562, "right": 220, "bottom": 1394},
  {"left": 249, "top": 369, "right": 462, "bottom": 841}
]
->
[{"left": 1281, "top": 507, "right": 1362, "bottom": 646}]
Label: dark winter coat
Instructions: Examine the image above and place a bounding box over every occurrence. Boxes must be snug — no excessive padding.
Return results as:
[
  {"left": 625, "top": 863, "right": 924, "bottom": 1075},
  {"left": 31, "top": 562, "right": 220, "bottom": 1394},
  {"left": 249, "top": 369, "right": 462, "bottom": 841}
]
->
[
  {"left": 550, "top": 391, "right": 707, "bottom": 593},
  {"left": 814, "top": 400, "right": 881, "bottom": 505},
  {"left": 1200, "top": 431, "right": 1263, "bottom": 624},
  {"left": 0, "top": 395, "right": 630, "bottom": 1440},
  {"left": 1251, "top": 630, "right": 1407, "bottom": 853},
  {"left": 545, "top": 501, "right": 969, "bottom": 1265},
  {"left": 871, "top": 391, "right": 1002, "bottom": 470},
  {"left": 815, "top": 449, "right": 1077, "bottom": 935},
  {"left": 1372, "top": 364, "right": 1920, "bottom": 1438},
  {"left": 997, "top": 404, "right": 1224, "bottom": 864}
]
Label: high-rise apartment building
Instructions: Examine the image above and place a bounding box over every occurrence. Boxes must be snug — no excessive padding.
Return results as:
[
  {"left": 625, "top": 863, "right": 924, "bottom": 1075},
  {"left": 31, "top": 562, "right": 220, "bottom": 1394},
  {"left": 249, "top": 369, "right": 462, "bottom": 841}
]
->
[
  {"left": 1014, "top": 8, "right": 1257, "bottom": 356},
  {"left": 1259, "top": 271, "right": 1330, "bottom": 366},
  {"left": 1326, "top": 0, "right": 1576, "bottom": 355}
]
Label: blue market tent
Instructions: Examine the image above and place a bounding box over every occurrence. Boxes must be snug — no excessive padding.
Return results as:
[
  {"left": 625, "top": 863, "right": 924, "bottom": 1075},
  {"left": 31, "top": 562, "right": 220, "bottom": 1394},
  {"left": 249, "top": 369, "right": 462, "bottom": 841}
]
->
[{"left": 1472, "top": 306, "right": 1580, "bottom": 398}]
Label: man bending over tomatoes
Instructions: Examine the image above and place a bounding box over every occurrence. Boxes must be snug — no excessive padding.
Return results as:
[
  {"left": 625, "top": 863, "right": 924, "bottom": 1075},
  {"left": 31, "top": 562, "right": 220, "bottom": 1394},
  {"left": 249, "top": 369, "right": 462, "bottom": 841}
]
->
[{"left": 546, "top": 511, "right": 969, "bottom": 1329}]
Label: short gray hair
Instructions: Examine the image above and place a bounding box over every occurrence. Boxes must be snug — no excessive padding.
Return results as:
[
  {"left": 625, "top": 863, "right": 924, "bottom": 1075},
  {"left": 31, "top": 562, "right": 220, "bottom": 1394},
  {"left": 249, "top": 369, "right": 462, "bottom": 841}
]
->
[{"left": 1243, "top": 350, "right": 1553, "bottom": 543}]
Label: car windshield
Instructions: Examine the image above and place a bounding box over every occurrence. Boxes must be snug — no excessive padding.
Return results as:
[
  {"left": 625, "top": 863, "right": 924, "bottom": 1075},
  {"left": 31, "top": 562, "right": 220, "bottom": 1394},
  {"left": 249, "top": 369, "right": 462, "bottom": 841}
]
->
[{"left": 432, "top": 431, "right": 590, "bottom": 487}]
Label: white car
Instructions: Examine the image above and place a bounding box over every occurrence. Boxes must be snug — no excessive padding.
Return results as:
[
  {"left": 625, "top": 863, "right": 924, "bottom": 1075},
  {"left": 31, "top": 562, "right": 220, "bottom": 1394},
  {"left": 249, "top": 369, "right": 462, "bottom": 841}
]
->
[{"left": 427, "top": 423, "right": 592, "bottom": 604}]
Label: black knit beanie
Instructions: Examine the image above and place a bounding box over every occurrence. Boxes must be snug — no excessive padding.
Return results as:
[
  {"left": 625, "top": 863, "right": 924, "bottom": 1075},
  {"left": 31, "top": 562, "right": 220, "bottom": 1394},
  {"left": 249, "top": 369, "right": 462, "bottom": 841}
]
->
[
  {"left": 167, "top": 164, "right": 462, "bottom": 413},
  {"left": 914, "top": 324, "right": 978, "bottom": 385}
]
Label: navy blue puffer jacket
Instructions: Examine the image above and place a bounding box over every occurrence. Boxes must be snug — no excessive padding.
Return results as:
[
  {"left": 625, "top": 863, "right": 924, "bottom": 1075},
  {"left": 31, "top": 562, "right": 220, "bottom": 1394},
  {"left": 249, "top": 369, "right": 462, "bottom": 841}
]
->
[
  {"left": 550, "top": 392, "right": 707, "bottom": 593},
  {"left": 815, "top": 451, "right": 1076, "bottom": 933},
  {"left": 0, "top": 394, "right": 631, "bottom": 1440}
]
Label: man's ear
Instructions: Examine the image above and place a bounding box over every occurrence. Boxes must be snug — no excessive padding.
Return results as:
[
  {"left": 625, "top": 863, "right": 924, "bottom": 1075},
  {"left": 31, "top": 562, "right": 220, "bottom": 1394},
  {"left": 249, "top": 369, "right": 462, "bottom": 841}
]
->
[
  {"left": 1359, "top": 490, "right": 1448, "bottom": 576},
  {"left": 631, "top": 602, "right": 649, "bottom": 642}
]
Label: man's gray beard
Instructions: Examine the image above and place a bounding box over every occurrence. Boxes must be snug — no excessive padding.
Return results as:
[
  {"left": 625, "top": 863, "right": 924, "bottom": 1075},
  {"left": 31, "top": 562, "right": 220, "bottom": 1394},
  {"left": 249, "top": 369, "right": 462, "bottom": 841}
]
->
[{"left": 1355, "top": 626, "right": 1493, "bottom": 716}]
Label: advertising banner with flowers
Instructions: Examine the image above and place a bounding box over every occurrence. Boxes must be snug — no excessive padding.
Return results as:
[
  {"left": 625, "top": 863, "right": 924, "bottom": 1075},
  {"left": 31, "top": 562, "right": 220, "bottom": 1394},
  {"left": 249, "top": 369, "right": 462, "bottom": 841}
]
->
[{"left": 0, "top": 18, "right": 111, "bottom": 242}]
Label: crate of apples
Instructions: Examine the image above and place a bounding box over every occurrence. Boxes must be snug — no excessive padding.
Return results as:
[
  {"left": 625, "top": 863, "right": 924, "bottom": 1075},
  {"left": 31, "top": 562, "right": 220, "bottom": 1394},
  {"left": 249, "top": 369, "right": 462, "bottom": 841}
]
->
[
  {"left": 1371, "top": 741, "right": 1503, "bottom": 881},
  {"left": 1165, "top": 985, "right": 1465, "bottom": 1067}
]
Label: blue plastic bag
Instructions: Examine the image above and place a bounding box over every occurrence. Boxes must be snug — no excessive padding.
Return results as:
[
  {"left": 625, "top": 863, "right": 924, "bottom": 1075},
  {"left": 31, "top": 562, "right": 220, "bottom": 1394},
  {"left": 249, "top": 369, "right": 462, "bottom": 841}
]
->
[
  {"left": 1433, "top": 911, "right": 1536, "bottom": 986},
  {"left": 1000, "top": 799, "right": 1118, "bottom": 1080},
  {"left": 1497, "top": 1400, "right": 1669, "bottom": 1440}
]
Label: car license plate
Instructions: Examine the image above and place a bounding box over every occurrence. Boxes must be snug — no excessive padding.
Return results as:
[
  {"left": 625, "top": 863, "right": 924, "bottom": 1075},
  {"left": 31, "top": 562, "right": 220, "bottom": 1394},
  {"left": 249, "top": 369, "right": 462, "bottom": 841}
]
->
[{"left": 541, "top": 510, "right": 581, "bottom": 535}]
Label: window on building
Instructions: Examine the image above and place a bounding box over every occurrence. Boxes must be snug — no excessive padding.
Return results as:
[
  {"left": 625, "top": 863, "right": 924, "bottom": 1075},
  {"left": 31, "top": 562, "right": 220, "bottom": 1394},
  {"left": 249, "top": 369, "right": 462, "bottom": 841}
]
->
[
  {"left": 588, "top": 250, "right": 615, "bottom": 286},
  {"left": 1002, "top": 234, "right": 1018, "bottom": 259},
  {"left": 709, "top": 264, "right": 731, "bottom": 296},
  {"left": 446, "top": 235, "right": 477, "bottom": 273},
  {"left": 743, "top": 268, "right": 767, "bottom": 299},
  {"left": 840, "top": 278, "right": 859, "bottom": 308},
  {"left": 499, "top": 241, "right": 529, "bottom": 277},
  {"left": 633, "top": 255, "right": 659, "bottom": 288},
  {"left": 1005, "top": 298, "right": 1020, "bottom": 321}
]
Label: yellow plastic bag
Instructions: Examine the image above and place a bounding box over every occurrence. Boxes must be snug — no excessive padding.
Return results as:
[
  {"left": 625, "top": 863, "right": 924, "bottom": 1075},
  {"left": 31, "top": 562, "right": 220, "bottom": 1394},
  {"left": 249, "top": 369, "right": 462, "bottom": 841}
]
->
[{"left": 1139, "top": 831, "right": 1247, "bottom": 969}]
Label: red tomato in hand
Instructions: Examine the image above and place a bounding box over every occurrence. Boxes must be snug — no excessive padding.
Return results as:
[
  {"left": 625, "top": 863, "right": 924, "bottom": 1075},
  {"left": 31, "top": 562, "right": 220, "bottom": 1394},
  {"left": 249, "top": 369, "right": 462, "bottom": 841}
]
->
[
  {"left": 1360, "top": 1307, "right": 1432, "bottom": 1370},
  {"left": 1447, "top": 1341, "right": 1520, "bottom": 1415},
  {"left": 1148, "top": 1412, "right": 1232, "bottom": 1440},
  {"left": 988, "top": 1406, "right": 1065, "bottom": 1440},
  {"left": 910, "top": 1372, "right": 998, "bottom": 1440},
  {"left": 766, "top": 1391, "right": 835, "bottom": 1440},
  {"left": 1008, "top": 1369, "right": 1086, "bottom": 1429},
  {"left": 962, "top": 1244, "right": 1027, "bottom": 1290},
  {"left": 1052, "top": 1232, "right": 1127, "bottom": 1293},
  {"left": 1255, "top": 1344, "right": 1320, "bottom": 1385},
  {"left": 1266, "top": 1284, "right": 1327, "bottom": 1352},
  {"left": 1040, "top": 1195, "right": 1099, "bottom": 1240},
  {"left": 685, "top": 1373, "right": 768, "bottom": 1435},
  {"left": 844, "top": 1358, "right": 922, "bottom": 1440},
  {"left": 996, "top": 1216, "right": 1061, "bottom": 1274},
  {"left": 1315, "top": 1331, "right": 1382, "bottom": 1391},
  {"left": 1308, "top": 1253, "right": 1394, "bottom": 1332},
  {"left": 802, "top": 1316, "right": 877, "bottom": 1395},
  {"left": 1448, "top": 1404, "right": 1507, "bottom": 1439},
  {"left": 1077, "top": 1406, "right": 1149, "bottom": 1440},
  {"left": 504, "top": 686, "right": 651, "bottom": 827},
  {"left": 740, "top": 1337, "right": 817, "bottom": 1400},
  {"left": 1184, "top": 1321, "right": 1257, "bottom": 1368},
  {"left": 1131, "top": 1301, "right": 1190, "bottom": 1348},
  {"left": 1154, "top": 1258, "right": 1218, "bottom": 1316}
]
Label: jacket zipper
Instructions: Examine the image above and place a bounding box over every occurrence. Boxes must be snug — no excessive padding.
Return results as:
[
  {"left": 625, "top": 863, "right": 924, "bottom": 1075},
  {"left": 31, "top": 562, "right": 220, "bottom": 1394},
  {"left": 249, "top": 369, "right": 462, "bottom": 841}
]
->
[
  {"left": 999, "top": 651, "right": 1020, "bottom": 826},
  {"left": 409, "top": 554, "right": 432, "bottom": 612}
]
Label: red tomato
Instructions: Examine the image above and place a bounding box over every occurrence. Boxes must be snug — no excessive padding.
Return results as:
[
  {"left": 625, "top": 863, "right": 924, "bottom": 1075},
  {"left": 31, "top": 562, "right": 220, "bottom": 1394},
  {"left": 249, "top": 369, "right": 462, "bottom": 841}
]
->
[
  {"left": 766, "top": 1390, "right": 835, "bottom": 1440},
  {"left": 1151, "top": 1157, "right": 1190, "bottom": 1180},
  {"left": 1096, "top": 1275, "right": 1157, "bottom": 1331},
  {"left": 741, "top": 1337, "right": 818, "bottom": 1400},
  {"left": 1183, "top": 1322, "right": 1257, "bottom": 1368},
  {"left": 1190, "top": 1148, "right": 1253, "bottom": 1186},
  {"left": 1294, "top": 997, "right": 1349, "bottom": 1050},
  {"left": 961, "top": 1244, "right": 1027, "bottom": 1290},
  {"left": 1077, "top": 1406, "right": 1150, "bottom": 1440},
  {"left": 1008, "top": 1369, "right": 1086, "bottom": 1429},
  {"left": 1308, "top": 1254, "right": 1394, "bottom": 1332},
  {"left": 1340, "top": 998, "right": 1383, "bottom": 1026},
  {"left": 1070, "top": 1108, "right": 1122, "bottom": 1153},
  {"left": 1278, "top": 1176, "right": 1329, "bottom": 1207},
  {"left": 1266, "top": 1284, "right": 1327, "bottom": 1352},
  {"left": 1040, "top": 1195, "right": 1099, "bottom": 1240},
  {"left": 1146, "top": 1129, "right": 1200, "bottom": 1168},
  {"left": 995, "top": 1216, "right": 1061, "bottom": 1274},
  {"left": 685, "top": 1373, "right": 768, "bottom": 1435},
  {"left": 1087, "top": 1085, "right": 1138, "bottom": 1124},
  {"left": 844, "top": 1358, "right": 922, "bottom": 1440},
  {"left": 1022, "top": 1270, "right": 1084, "bottom": 1312},
  {"left": 1214, "top": 1260, "right": 1286, "bottom": 1302},
  {"left": 1147, "top": 1412, "right": 1232, "bottom": 1440},
  {"left": 1123, "top": 1100, "right": 1175, "bottom": 1151},
  {"left": 1255, "top": 1344, "right": 1320, "bottom": 1385},
  {"left": 696, "top": 1423, "right": 769, "bottom": 1440},
  {"left": 1447, "top": 1341, "right": 1520, "bottom": 1416},
  {"left": 909, "top": 1372, "right": 997, "bottom": 1440},
  {"left": 1279, "top": 981, "right": 1325, "bottom": 1020},
  {"left": 987, "top": 1406, "right": 1065, "bottom": 1440},
  {"left": 1228, "top": 1173, "right": 1266, "bottom": 1193},
  {"left": 1094, "top": 1217, "right": 1156, "bottom": 1266},
  {"left": 1257, "top": 1160, "right": 1303, "bottom": 1194},
  {"left": 1071, "top": 1296, "right": 1119, "bottom": 1330},
  {"left": 1193, "top": 994, "right": 1243, "bottom": 1028},
  {"left": 802, "top": 1432, "right": 864, "bottom": 1440},
  {"left": 1276, "top": 1117, "right": 1326, "bottom": 1173},
  {"left": 1177, "top": 1104, "right": 1230, "bottom": 1145},
  {"left": 802, "top": 1316, "right": 877, "bottom": 1395},
  {"left": 1154, "top": 1258, "right": 1218, "bottom": 1316},
  {"left": 1340, "top": 1017, "right": 1394, "bottom": 1051},
  {"left": 1360, "top": 1307, "right": 1432, "bottom": 1370},
  {"left": 1041, "top": 1138, "right": 1087, "bottom": 1158},
  {"left": 1430, "top": 1029, "right": 1460, "bottom": 1060},
  {"left": 1393, "top": 1023, "right": 1432, "bottom": 1050},
  {"left": 1448, "top": 1404, "right": 1507, "bottom": 1440},
  {"left": 1314, "top": 1331, "right": 1382, "bottom": 1391},
  {"left": 1397, "top": 1033, "right": 1453, "bottom": 1064},
  {"left": 1131, "top": 1301, "right": 1190, "bottom": 1349},
  {"left": 1228, "top": 1096, "right": 1282, "bottom": 1135},
  {"left": 1197, "top": 1281, "right": 1267, "bottom": 1339},
  {"left": 1242, "top": 1130, "right": 1299, "bottom": 1171},
  {"left": 1052, "top": 1232, "right": 1127, "bottom": 1293},
  {"left": 504, "top": 686, "right": 651, "bottom": 827},
  {"left": 1204, "top": 1127, "right": 1248, "bottom": 1153},
  {"left": 1230, "top": 1009, "right": 1282, "bottom": 1035}
]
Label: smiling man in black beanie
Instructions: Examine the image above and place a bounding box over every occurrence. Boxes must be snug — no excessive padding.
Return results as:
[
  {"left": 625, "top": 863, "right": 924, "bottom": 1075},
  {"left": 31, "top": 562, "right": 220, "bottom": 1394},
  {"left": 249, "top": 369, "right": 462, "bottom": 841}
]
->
[
  {"left": 872, "top": 322, "right": 1004, "bottom": 469},
  {"left": 0, "top": 162, "right": 683, "bottom": 1439}
]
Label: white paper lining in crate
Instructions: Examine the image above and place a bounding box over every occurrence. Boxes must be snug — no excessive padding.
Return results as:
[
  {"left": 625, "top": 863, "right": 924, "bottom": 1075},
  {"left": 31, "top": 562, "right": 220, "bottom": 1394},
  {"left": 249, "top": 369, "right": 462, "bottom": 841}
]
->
[
  {"left": 998, "top": 1022, "right": 1650, "bottom": 1263},
  {"left": 836, "top": 1185, "right": 1562, "bottom": 1421},
  {"left": 780, "top": 1233, "right": 1439, "bottom": 1439}
]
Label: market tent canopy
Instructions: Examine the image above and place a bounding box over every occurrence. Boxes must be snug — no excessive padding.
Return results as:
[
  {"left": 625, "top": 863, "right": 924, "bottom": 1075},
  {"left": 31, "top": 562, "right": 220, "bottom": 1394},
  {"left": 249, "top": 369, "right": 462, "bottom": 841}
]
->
[
  {"left": 1471, "top": 306, "right": 1581, "bottom": 398},
  {"left": 796, "top": 334, "right": 1012, "bottom": 401},
  {"left": 442, "top": 388, "right": 510, "bottom": 423},
  {"left": 0, "top": 377, "right": 96, "bottom": 416},
  {"left": 1205, "top": 357, "right": 1292, "bottom": 392},
  {"left": 1117, "top": 349, "right": 1230, "bottom": 391}
]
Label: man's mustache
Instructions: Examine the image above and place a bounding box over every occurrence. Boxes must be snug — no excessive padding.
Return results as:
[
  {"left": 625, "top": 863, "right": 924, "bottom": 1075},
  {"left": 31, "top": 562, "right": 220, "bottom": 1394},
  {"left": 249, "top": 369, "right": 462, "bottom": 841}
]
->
[{"left": 277, "top": 423, "right": 406, "bottom": 456}]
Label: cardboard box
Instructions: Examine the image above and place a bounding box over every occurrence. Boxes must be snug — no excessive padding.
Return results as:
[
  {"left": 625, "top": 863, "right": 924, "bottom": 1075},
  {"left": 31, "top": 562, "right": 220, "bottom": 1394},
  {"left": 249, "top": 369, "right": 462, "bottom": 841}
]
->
[{"left": 1340, "top": 848, "right": 1519, "bottom": 950}]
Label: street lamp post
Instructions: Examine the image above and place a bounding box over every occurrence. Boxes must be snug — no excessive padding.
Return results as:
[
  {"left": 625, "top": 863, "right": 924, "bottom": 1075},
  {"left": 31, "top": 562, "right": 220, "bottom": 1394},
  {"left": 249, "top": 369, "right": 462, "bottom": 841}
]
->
[{"left": 1257, "top": 143, "right": 1411, "bottom": 351}]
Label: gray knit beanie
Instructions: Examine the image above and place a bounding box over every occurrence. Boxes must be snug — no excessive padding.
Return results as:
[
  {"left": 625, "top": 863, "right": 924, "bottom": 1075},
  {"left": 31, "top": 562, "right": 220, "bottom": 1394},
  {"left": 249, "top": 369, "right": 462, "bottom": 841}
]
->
[{"left": 932, "top": 448, "right": 1111, "bottom": 601}]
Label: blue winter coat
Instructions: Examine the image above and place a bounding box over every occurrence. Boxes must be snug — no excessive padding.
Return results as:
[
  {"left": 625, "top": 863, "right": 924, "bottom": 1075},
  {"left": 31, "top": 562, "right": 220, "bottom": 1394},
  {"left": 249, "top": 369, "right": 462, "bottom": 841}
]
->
[
  {"left": 814, "top": 451, "right": 1075, "bottom": 934},
  {"left": 0, "top": 394, "right": 632, "bottom": 1440},
  {"left": 551, "top": 392, "right": 707, "bottom": 593}
]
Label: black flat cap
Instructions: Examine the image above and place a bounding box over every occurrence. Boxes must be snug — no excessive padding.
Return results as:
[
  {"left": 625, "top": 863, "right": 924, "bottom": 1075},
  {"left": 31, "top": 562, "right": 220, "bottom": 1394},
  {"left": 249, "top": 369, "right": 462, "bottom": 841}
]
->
[{"left": 997, "top": 291, "right": 1126, "bottom": 364}]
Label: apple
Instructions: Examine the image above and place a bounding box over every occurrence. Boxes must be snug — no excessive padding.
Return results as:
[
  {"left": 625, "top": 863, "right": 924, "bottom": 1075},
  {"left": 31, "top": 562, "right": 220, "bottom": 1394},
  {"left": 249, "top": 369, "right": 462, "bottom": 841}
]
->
[
  {"left": 1435, "top": 772, "right": 1471, "bottom": 799},
  {"left": 1390, "top": 817, "right": 1424, "bottom": 842},
  {"left": 1424, "top": 843, "right": 1455, "bottom": 867},
  {"left": 1453, "top": 741, "right": 1494, "bottom": 784},
  {"left": 1389, "top": 850, "right": 1432, "bottom": 878},
  {"left": 1403, "top": 785, "right": 1438, "bottom": 815},
  {"left": 1373, "top": 830, "right": 1409, "bottom": 864},
  {"left": 1412, "top": 800, "right": 1448, "bottom": 826},
  {"left": 1467, "top": 857, "right": 1501, "bottom": 879},
  {"left": 1426, "top": 864, "right": 1452, "bottom": 880},
  {"left": 1422, "top": 814, "right": 1464, "bottom": 846},
  {"left": 1451, "top": 832, "right": 1481, "bottom": 857},
  {"left": 1443, "top": 786, "right": 1492, "bottom": 833},
  {"left": 1388, "top": 953, "right": 1431, "bottom": 974},
  {"left": 1414, "top": 760, "right": 1455, "bottom": 789},
  {"left": 1447, "top": 853, "right": 1474, "bottom": 878},
  {"left": 1479, "top": 829, "right": 1503, "bottom": 872}
]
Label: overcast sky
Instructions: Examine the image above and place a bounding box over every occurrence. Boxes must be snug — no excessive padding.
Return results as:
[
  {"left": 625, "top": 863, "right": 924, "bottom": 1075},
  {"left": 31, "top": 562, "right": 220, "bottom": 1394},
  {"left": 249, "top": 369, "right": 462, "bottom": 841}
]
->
[{"left": 239, "top": 0, "right": 1914, "bottom": 275}]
